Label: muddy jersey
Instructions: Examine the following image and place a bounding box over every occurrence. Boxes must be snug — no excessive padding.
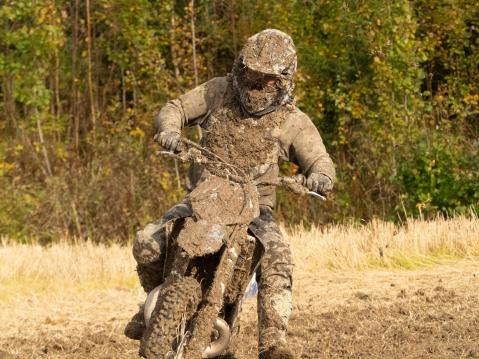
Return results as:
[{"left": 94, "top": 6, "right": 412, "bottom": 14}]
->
[{"left": 155, "top": 76, "right": 335, "bottom": 208}]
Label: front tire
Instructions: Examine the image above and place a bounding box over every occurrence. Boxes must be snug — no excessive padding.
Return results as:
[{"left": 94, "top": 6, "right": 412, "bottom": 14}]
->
[{"left": 140, "top": 275, "right": 202, "bottom": 358}]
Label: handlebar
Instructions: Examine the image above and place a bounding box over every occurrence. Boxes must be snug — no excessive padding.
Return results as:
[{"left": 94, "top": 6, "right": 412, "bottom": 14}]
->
[{"left": 158, "top": 138, "right": 326, "bottom": 200}]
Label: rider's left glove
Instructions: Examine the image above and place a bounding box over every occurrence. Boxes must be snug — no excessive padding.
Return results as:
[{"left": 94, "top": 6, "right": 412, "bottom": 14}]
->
[
  {"left": 306, "top": 173, "right": 333, "bottom": 195},
  {"left": 157, "top": 131, "right": 181, "bottom": 152}
]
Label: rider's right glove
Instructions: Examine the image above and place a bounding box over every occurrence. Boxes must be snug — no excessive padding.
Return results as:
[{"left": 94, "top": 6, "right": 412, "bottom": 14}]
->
[
  {"left": 157, "top": 131, "right": 181, "bottom": 152},
  {"left": 306, "top": 173, "right": 333, "bottom": 196}
]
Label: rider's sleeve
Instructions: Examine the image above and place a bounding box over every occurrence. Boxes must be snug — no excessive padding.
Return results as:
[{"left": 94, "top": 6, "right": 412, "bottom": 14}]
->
[
  {"left": 279, "top": 108, "right": 336, "bottom": 182},
  {"left": 154, "top": 77, "right": 228, "bottom": 134}
]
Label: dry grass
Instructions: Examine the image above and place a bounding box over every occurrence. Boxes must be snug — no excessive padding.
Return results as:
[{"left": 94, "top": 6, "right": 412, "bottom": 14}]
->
[
  {"left": 0, "top": 239, "right": 137, "bottom": 301},
  {"left": 288, "top": 215, "right": 479, "bottom": 272},
  {"left": 1, "top": 216, "right": 478, "bottom": 358},
  {"left": 1, "top": 215, "right": 478, "bottom": 301}
]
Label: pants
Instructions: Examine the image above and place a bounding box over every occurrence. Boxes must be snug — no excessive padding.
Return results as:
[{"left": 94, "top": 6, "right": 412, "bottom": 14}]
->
[{"left": 250, "top": 207, "right": 294, "bottom": 351}]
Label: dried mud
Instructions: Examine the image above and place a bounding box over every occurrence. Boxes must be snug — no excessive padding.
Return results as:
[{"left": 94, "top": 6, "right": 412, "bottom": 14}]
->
[
  {"left": 231, "top": 284, "right": 479, "bottom": 359},
  {"left": 201, "top": 91, "right": 284, "bottom": 172},
  {"left": 1, "top": 261, "right": 478, "bottom": 358}
]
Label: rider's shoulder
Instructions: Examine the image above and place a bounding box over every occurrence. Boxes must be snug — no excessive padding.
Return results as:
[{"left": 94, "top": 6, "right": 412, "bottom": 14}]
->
[
  {"left": 203, "top": 76, "right": 229, "bottom": 93},
  {"left": 206, "top": 77, "right": 230, "bottom": 101},
  {"left": 282, "top": 106, "right": 313, "bottom": 128},
  {"left": 190, "top": 77, "right": 230, "bottom": 107}
]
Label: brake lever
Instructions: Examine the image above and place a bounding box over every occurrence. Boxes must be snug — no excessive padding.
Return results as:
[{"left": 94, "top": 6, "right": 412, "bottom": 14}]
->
[
  {"left": 307, "top": 191, "right": 327, "bottom": 200},
  {"left": 157, "top": 150, "right": 184, "bottom": 160},
  {"left": 158, "top": 150, "right": 175, "bottom": 156},
  {"left": 290, "top": 174, "right": 327, "bottom": 200}
]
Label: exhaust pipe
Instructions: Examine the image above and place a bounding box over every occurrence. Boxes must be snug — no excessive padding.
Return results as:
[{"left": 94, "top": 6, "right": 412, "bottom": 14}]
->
[
  {"left": 144, "top": 285, "right": 162, "bottom": 327},
  {"left": 202, "top": 318, "right": 231, "bottom": 358}
]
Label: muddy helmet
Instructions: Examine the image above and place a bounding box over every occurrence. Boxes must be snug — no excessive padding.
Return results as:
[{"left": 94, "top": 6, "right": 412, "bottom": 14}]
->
[{"left": 232, "top": 29, "right": 297, "bottom": 116}]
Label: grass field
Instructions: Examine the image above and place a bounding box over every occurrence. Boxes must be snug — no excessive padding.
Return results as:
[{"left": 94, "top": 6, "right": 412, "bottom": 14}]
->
[{"left": 1, "top": 216, "right": 478, "bottom": 358}]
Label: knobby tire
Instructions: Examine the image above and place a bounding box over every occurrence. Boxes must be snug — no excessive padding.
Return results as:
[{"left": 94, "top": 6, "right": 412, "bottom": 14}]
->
[{"left": 140, "top": 275, "right": 202, "bottom": 358}]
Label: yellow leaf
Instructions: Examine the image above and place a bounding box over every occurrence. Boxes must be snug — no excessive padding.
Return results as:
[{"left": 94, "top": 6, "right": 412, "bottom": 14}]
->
[{"left": 129, "top": 127, "right": 145, "bottom": 138}]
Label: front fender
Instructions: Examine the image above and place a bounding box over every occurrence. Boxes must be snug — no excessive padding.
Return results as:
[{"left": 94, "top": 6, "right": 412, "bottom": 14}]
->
[{"left": 176, "top": 217, "right": 229, "bottom": 257}]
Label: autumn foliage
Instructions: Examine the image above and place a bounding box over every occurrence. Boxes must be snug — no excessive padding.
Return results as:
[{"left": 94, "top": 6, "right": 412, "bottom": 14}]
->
[{"left": 0, "top": 0, "right": 478, "bottom": 241}]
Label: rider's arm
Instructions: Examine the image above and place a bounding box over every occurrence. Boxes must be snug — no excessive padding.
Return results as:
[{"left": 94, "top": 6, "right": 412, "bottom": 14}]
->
[
  {"left": 154, "top": 77, "right": 228, "bottom": 134},
  {"left": 279, "top": 108, "right": 336, "bottom": 182}
]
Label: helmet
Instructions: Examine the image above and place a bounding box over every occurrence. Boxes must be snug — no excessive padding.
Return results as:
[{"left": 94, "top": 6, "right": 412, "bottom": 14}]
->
[{"left": 232, "top": 29, "right": 297, "bottom": 116}]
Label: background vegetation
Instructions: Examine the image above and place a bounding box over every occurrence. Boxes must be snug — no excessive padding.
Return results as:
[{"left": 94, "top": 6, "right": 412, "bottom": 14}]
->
[{"left": 0, "top": 0, "right": 478, "bottom": 241}]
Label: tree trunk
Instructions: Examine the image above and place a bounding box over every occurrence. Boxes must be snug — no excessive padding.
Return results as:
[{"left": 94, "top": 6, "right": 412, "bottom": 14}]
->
[
  {"left": 35, "top": 108, "right": 53, "bottom": 177},
  {"left": 72, "top": 0, "right": 80, "bottom": 151},
  {"left": 54, "top": 49, "right": 61, "bottom": 121},
  {"left": 190, "top": 0, "right": 198, "bottom": 87},
  {"left": 170, "top": 12, "right": 180, "bottom": 79},
  {"left": 2, "top": 18, "right": 18, "bottom": 136},
  {"left": 190, "top": 0, "right": 202, "bottom": 139},
  {"left": 86, "top": 0, "right": 97, "bottom": 142},
  {"left": 230, "top": 0, "right": 237, "bottom": 54},
  {"left": 3, "top": 74, "right": 18, "bottom": 135}
]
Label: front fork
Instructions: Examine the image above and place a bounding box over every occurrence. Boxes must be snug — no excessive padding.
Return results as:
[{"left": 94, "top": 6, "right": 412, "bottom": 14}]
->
[{"left": 185, "top": 237, "right": 242, "bottom": 358}]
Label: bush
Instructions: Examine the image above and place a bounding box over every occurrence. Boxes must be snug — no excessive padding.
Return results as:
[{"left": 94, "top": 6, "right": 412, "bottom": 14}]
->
[{"left": 396, "top": 134, "right": 479, "bottom": 216}]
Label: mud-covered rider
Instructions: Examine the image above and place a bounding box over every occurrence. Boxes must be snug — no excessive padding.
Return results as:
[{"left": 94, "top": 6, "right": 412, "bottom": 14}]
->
[{"left": 125, "top": 29, "right": 336, "bottom": 359}]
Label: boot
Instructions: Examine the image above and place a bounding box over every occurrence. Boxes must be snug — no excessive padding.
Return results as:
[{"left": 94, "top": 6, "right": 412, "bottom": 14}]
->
[
  {"left": 258, "top": 326, "right": 295, "bottom": 359},
  {"left": 218, "top": 353, "right": 238, "bottom": 359},
  {"left": 124, "top": 307, "right": 146, "bottom": 340},
  {"left": 257, "top": 281, "right": 294, "bottom": 359},
  {"left": 259, "top": 344, "right": 296, "bottom": 359}
]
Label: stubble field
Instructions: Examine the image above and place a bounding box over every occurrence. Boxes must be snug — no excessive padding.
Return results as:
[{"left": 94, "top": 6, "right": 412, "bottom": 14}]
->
[{"left": 1, "top": 216, "right": 479, "bottom": 358}]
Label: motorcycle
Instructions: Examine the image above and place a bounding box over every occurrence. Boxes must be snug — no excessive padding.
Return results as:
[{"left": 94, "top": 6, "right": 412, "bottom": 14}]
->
[{"left": 139, "top": 138, "right": 323, "bottom": 358}]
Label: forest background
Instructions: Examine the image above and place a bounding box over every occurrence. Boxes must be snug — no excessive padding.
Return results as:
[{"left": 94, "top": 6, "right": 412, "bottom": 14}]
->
[{"left": 0, "top": 0, "right": 478, "bottom": 242}]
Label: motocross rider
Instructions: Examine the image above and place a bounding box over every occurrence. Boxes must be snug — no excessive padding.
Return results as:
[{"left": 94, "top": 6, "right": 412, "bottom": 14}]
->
[{"left": 125, "top": 29, "right": 336, "bottom": 359}]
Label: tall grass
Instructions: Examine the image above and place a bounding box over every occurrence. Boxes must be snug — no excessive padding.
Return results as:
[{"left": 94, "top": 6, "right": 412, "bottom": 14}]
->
[
  {"left": 1, "top": 216, "right": 478, "bottom": 300},
  {"left": 0, "top": 239, "right": 137, "bottom": 300},
  {"left": 288, "top": 215, "right": 479, "bottom": 272}
]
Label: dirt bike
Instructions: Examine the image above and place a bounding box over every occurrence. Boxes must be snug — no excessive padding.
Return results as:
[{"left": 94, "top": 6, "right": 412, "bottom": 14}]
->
[{"left": 139, "top": 138, "right": 323, "bottom": 358}]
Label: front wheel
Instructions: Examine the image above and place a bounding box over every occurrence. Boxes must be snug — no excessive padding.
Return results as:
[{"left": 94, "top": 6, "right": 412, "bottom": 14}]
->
[{"left": 140, "top": 275, "right": 201, "bottom": 358}]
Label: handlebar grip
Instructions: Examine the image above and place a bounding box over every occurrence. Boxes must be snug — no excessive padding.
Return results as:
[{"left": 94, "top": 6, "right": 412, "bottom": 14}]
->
[{"left": 278, "top": 174, "right": 326, "bottom": 200}]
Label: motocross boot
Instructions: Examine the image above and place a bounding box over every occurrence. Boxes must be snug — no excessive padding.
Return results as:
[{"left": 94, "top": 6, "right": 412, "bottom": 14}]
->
[
  {"left": 259, "top": 345, "right": 296, "bottom": 359},
  {"left": 257, "top": 324, "right": 296, "bottom": 359},
  {"left": 125, "top": 263, "right": 162, "bottom": 340},
  {"left": 219, "top": 353, "right": 238, "bottom": 359},
  {"left": 124, "top": 306, "right": 146, "bottom": 340}
]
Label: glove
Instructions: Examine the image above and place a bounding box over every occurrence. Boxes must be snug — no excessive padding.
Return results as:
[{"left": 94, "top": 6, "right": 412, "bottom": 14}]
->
[
  {"left": 306, "top": 173, "right": 333, "bottom": 195},
  {"left": 157, "top": 131, "right": 181, "bottom": 152}
]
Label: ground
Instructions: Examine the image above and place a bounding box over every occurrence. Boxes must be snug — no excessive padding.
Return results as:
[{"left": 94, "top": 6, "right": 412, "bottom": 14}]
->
[{"left": 1, "top": 259, "right": 478, "bottom": 358}]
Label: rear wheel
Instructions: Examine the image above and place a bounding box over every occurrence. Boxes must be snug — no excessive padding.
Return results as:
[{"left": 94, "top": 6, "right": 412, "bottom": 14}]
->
[{"left": 140, "top": 275, "right": 202, "bottom": 358}]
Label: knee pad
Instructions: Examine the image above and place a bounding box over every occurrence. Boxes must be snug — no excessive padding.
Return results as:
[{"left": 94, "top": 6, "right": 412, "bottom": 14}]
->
[{"left": 132, "top": 222, "right": 165, "bottom": 265}]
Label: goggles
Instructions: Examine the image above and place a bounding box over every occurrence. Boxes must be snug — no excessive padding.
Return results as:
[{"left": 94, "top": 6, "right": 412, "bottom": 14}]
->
[{"left": 239, "top": 68, "right": 283, "bottom": 91}]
